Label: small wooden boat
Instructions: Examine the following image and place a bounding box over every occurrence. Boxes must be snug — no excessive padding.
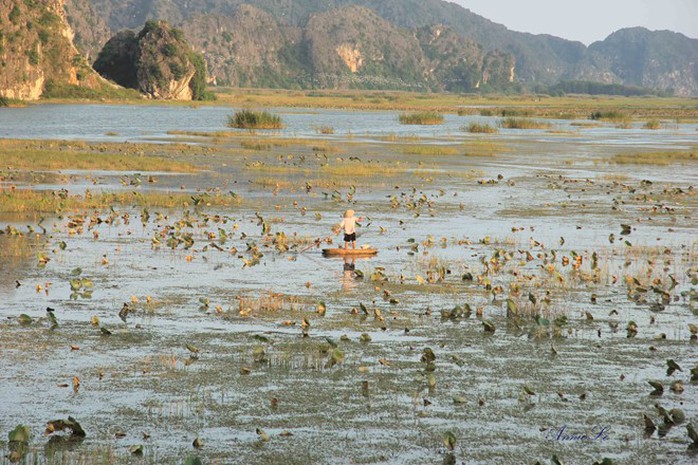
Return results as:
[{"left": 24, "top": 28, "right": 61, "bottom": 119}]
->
[{"left": 322, "top": 248, "right": 378, "bottom": 257}]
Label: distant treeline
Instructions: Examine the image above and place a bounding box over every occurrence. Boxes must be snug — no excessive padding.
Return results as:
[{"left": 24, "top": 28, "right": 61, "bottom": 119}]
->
[{"left": 540, "top": 80, "right": 675, "bottom": 97}]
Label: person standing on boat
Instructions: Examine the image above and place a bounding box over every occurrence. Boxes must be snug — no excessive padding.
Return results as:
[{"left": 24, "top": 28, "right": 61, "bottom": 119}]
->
[{"left": 336, "top": 209, "right": 363, "bottom": 250}]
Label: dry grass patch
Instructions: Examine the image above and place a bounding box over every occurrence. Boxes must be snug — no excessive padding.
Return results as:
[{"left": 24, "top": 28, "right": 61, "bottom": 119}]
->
[
  {"left": 0, "top": 140, "right": 198, "bottom": 172},
  {"left": 610, "top": 150, "right": 697, "bottom": 165},
  {"left": 0, "top": 188, "right": 242, "bottom": 216}
]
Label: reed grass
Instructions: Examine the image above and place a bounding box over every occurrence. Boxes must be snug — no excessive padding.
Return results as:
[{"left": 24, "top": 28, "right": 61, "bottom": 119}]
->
[
  {"left": 314, "top": 125, "right": 335, "bottom": 134},
  {"left": 228, "top": 110, "right": 283, "bottom": 129},
  {"left": 0, "top": 188, "right": 242, "bottom": 215},
  {"left": 399, "top": 145, "right": 460, "bottom": 156},
  {"left": 0, "top": 140, "right": 198, "bottom": 172},
  {"left": 499, "top": 117, "right": 552, "bottom": 129},
  {"left": 398, "top": 112, "right": 445, "bottom": 125},
  {"left": 610, "top": 150, "right": 697, "bottom": 165},
  {"left": 463, "top": 123, "right": 499, "bottom": 134},
  {"left": 643, "top": 119, "right": 662, "bottom": 130}
]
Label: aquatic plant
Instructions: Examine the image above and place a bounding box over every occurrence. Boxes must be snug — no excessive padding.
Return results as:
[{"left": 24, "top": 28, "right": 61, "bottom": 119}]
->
[
  {"left": 227, "top": 110, "right": 283, "bottom": 129},
  {"left": 398, "top": 111, "right": 445, "bottom": 125},
  {"left": 499, "top": 117, "right": 551, "bottom": 129},
  {"left": 463, "top": 122, "right": 499, "bottom": 133}
]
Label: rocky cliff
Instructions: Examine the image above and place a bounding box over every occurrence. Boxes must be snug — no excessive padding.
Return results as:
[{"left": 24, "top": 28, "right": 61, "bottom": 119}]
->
[
  {"left": 93, "top": 20, "right": 208, "bottom": 100},
  {"left": 588, "top": 27, "right": 698, "bottom": 96},
  {"left": 67, "top": 0, "right": 696, "bottom": 95},
  {"left": 4, "top": 0, "right": 696, "bottom": 97},
  {"left": 0, "top": 0, "right": 103, "bottom": 100}
]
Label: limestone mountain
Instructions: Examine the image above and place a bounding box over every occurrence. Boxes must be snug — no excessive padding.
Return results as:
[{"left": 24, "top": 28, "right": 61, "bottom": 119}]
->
[
  {"left": 0, "top": 0, "right": 105, "bottom": 100},
  {"left": 178, "top": 5, "right": 302, "bottom": 88},
  {"left": 588, "top": 27, "right": 698, "bottom": 96},
  {"left": 303, "top": 5, "right": 429, "bottom": 89},
  {"left": 93, "top": 20, "right": 209, "bottom": 100},
  {"left": 64, "top": 0, "right": 697, "bottom": 95},
  {"left": 3, "top": 0, "right": 696, "bottom": 97}
]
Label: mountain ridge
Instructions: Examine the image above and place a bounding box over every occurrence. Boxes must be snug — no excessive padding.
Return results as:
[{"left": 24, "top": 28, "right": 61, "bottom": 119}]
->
[
  {"left": 2, "top": 0, "right": 696, "bottom": 99},
  {"left": 67, "top": 0, "right": 695, "bottom": 95}
]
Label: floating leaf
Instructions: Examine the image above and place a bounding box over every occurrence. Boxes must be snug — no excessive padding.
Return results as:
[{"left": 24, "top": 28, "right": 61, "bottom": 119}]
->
[
  {"left": 360, "top": 333, "right": 371, "bottom": 343},
  {"left": 427, "top": 373, "right": 437, "bottom": 388},
  {"left": 8, "top": 425, "right": 31, "bottom": 443},
  {"left": 482, "top": 320, "right": 496, "bottom": 334},
  {"left": 670, "top": 408, "right": 686, "bottom": 424},
  {"left": 129, "top": 444, "right": 143, "bottom": 455},
  {"left": 648, "top": 380, "right": 664, "bottom": 395},
  {"left": 18, "top": 314, "right": 33, "bottom": 325},
  {"left": 183, "top": 456, "right": 204, "bottom": 465},
  {"left": 666, "top": 359, "right": 682, "bottom": 376},
  {"left": 325, "top": 348, "right": 344, "bottom": 369},
  {"left": 45, "top": 416, "right": 86, "bottom": 437},
  {"left": 192, "top": 437, "right": 204, "bottom": 449},
  {"left": 359, "top": 302, "right": 368, "bottom": 315},
  {"left": 592, "top": 457, "right": 613, "bottom": 465},
  {"left": 643, "top": 414, "right": 656, "bottom": 432},
  {"left": 256, "top": 428, "right": 270, "bottom": 442},
  {"left": 506, "top": 298, "right": 518, "bottom": 317},
  {"left": 688, "top": 423, "right": 698, "bottom": 443},
  {"left": 442, "top": 431, "right": 456, "bottom": 451},
  {"left": 421, "top": 348, "right": 436, "bottom": 364},
  {"left": 252, "top": 346, "right": 266, "bottom": 363},
  {"left": 252, "top": 334, "right": 271, "bottom": 343}
]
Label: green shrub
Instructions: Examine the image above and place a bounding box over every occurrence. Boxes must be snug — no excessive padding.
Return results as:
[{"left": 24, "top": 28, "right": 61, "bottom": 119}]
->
[
  {"left": 500, "top": 108, "right": 533, "bottom": 117},
  {"left": 643, "top": 119, "right": 662, "bottom": 130},
  {"left": 479, "top": 109, "right": 494, "bottom": 117},
  {"left": 0, "top": 96, "right": 8, "bottom": 107},
  {"left": 42, "top": 80, "right": 141, "bottom": 100},
  {"left": 464, "top": 123, "right": 499, "bottom": 134},
  {"left": 590, "top": 110, "right": 627, "bottom": 121},
  {"left": 398, "top": 111, "right": 444, "bottom": 125},
  {"left": 315, "top": 126, "right": 335, "bottom": 134},
  {"left": 189, "top": 52, "right": 215, "bottom": 101},
  {"left": 25, "top": 48, "right": 39, "bottom": 66},
  {"left": 499, "top": 117, "right": 551, "bottom": 129},
  {"left": 9, "top": 6, "right": 21, "bottom": 24},
  {"left": 228, "top": 110, "right": 283, "bottom": 129}
]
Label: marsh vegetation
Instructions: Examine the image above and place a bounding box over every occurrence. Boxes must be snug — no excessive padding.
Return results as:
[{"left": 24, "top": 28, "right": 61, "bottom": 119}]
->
[{"left": 1, "top": 93, "right": 697, "bottom": 465}]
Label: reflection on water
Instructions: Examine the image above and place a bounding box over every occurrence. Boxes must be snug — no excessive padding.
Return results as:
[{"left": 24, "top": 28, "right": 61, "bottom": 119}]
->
[{"left": 341, "top": 256, "right": 356, "bottom": 292}]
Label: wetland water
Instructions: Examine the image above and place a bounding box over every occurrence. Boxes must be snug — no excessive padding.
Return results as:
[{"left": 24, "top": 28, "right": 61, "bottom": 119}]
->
[{"left": 1, "top": 104, "right": 697, "bottom": 465}]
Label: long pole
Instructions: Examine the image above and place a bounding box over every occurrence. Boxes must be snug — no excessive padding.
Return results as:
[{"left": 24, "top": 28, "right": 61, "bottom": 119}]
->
[{"left": 299, "top": 234, "right": 334, "bottom": 253}]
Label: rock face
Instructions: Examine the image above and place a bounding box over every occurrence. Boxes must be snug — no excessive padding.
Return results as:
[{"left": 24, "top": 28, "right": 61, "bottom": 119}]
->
[
  {"left": 304, "top": 6, "right": 429, "bottom": 89},
  {"left": 93, "top": 20, "right": 204, "bottom": 100},
  {"left": 0, "top": 0, "right": 102, "bottom": 100},
  {"left": 588, "top": 28, "right": 698, "bottom": 97},
  {"left": 8, "top": 0, "right": 697, "bottom": 96}
]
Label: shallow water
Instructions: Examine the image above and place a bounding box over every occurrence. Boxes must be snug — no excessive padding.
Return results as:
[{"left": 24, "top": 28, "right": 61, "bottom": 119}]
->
[{"left": 1, "top": 105, "right": 697, "bottom": 465}]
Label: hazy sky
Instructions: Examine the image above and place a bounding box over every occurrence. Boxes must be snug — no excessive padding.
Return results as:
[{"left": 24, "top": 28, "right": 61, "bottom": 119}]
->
[{"left": 452, "top": 0, "right": 698, "bottom": 45}]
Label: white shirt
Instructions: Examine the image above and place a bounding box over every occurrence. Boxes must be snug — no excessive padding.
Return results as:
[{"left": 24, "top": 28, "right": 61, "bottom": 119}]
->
[{"left": 340, "top": 217, "right": 357, "bottom": 234}]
